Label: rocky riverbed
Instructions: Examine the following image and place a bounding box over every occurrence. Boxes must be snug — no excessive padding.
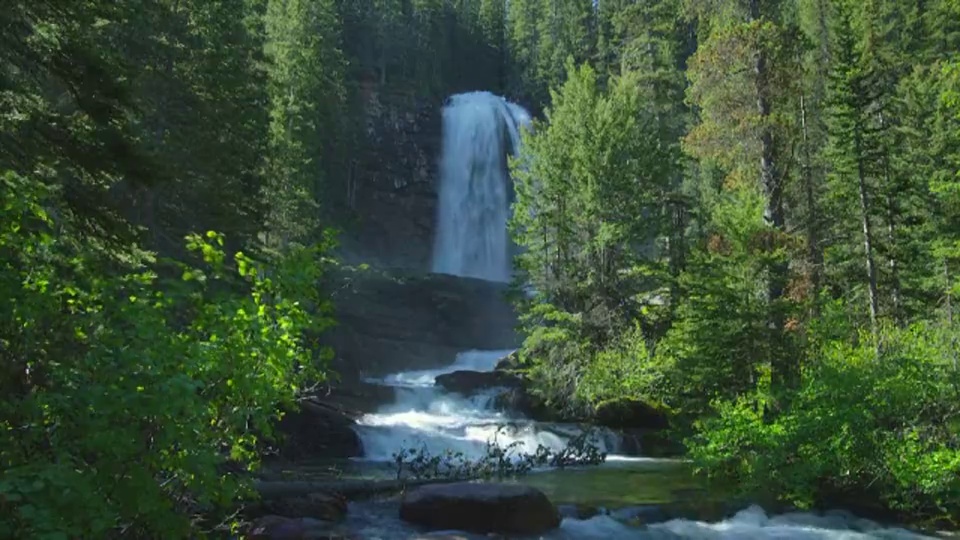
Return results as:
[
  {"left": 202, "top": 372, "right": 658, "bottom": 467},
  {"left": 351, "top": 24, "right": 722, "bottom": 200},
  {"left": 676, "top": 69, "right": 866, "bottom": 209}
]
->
[{"left": 244, "top": 459, "right": 951, "bottom": 540}]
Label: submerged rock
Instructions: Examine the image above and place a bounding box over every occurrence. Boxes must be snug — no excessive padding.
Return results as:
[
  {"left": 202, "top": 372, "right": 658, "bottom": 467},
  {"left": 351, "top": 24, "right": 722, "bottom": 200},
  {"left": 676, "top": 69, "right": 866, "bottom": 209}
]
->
[
  {"left": 433, "top": 369, "right": 521, "bottom": 394},
  {"left": 558, "top": 504, "right": 603, "bottom": 520},
  {"left": 246, "top": 515, "right": 354, "bottom": 539},
  {"left": 257, "top": 492, "right": 348, "bottom": 522},
  {"left": 593, "top": 398, "right": 669, "bottom": 430},
  {"left": 399, "top": 482, "right": 561, "bottom": 535}
]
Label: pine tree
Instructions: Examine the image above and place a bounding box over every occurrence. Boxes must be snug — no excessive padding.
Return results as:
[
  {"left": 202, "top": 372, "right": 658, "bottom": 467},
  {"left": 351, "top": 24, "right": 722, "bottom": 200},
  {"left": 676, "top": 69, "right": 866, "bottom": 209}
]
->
[
  {"left": 510, "top": 61, "right": 671, "bottom": 414},
  {"left": 683, "top": 0, "right": 805, "bottom": 389},
  {"left": 263, "top": 0, "right": 346, "bottom": 248}
]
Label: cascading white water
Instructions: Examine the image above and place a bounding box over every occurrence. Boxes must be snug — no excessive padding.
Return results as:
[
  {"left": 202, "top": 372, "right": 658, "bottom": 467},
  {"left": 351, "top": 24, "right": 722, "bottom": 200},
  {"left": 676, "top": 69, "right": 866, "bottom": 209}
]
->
[
  {"left": 353, "top": 349, "right": 620, "bottom": 462},
  {"left": 432, "top": 92, "right": 531, "bottom": 283}
]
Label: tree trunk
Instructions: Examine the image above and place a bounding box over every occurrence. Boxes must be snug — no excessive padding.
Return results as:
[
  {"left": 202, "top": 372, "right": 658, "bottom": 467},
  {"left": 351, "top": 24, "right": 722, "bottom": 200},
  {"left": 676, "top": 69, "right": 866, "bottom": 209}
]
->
[
  {"left": 800, "top": 92, "right": 823, "bottom": 315},
  {"left": 751, "top": 0, "right": 792, "bottom": 390},
  {"left": 855, "top": 132, "right": 880, "bottom": 333}
]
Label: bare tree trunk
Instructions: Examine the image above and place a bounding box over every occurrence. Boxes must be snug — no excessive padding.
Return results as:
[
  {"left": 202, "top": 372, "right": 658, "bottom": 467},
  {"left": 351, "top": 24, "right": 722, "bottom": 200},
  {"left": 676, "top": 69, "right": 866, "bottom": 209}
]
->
[
  {"left": 855, "top": 133, "right": 880, "bottom": 334},
  {"left": 878, "top": 111, "right": 902, "bottom": 324},
  {"left": 800, "top": 93, "right": 823, "bottom": 316}
]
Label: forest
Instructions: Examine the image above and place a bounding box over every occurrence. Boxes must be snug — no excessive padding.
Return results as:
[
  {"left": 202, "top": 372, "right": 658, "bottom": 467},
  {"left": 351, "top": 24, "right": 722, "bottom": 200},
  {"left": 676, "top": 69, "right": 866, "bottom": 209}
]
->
[{"left": 2, "top": 0, "right": 960, "bottom": 538}]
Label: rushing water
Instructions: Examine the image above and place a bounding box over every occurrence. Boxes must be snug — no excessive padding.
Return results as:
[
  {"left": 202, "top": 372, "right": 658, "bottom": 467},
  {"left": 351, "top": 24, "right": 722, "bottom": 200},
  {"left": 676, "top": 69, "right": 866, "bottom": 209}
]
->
[
  {"left": 431, "top": 92, "right": 531, "bottom": 283},
  {"left": 341, "top": 90, "right": 941, "bottom": 537},
  {"left": 344, "top": 350, "right": 939, "bottom": 539},
  {"left": 353, "top": 349, "right": 619, "bottom": 462}
]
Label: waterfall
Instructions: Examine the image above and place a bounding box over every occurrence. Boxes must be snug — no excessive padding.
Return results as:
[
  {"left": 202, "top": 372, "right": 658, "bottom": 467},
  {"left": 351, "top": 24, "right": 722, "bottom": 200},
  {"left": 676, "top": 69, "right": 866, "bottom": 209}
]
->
[{"left": 432, "top": 91, "right": 531, "bottom": 283}]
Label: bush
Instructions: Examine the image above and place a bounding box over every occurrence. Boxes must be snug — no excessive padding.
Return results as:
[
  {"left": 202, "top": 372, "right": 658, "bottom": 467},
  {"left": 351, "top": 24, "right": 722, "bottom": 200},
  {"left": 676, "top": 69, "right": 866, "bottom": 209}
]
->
[
  {"left": 686, "top": 320, "right": 960, "bottom": 524},
  {"left": 0, "top": 172, "right": 334, "bottom": 538}
]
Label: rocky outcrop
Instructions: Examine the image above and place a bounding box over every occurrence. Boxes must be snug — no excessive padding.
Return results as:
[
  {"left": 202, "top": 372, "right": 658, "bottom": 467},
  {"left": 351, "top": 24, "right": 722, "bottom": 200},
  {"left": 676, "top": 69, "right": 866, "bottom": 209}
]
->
[
  {"left": 491, "top": 387, "right": 549, "bottom": 419},
  {"left": 275, "top": 400, "right": 363, "bottom": 459},
  {"left": 337, "top": 82, "right": 441, "bottom": 272},
  {"left": 324, "top": 269, "right": 519, "bottom": 383},
  {"left": 494, "top": 350, "right": 522, "bottom": 371},
  {"left": 399, "top": 483, "right": 561, "bottom": 535},
  {"left": 434, "top": 370, "right": 521, "bottom": 394},
  {"left": 593, "top": 398, "right": 670, "bottom": 431}
]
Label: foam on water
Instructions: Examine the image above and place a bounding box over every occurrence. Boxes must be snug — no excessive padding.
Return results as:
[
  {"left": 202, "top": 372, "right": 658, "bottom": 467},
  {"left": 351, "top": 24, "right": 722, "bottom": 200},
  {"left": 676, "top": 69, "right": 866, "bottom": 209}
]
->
[
  {"left": 342, "top": 502, "right": 936, "bottom": 540},
  {"left": 552, "top": 505, "right": 936, "bottom": 540},
  {"left": 353, "top": 349, "right": 620, "bottom": 461}
]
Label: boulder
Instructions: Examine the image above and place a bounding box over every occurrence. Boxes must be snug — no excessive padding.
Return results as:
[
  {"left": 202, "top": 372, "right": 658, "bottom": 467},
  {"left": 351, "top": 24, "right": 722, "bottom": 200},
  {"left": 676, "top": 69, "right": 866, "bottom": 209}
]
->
[
  {"left": 399, "top": 482, "right": 561, "bottom": 535},
  {"left": 558, "top": 504, "right": 603, "bottom": 520},
  {"left": 256, "top": 492, "right": 348, "bottom": 522},
  {"left": 433, "top": 370, "right": 522, "bottom": 394},
  {"left": 593, "top": 398, "right": 669, "bottom": 431},
  {"left": 494, "top": 350, "right": 522, "bottom": 372},
  {"left": 491, "top": 387, "right": 554, "bottom": 421},
  {"left": 619, "top": 428, "right": 684, "bottom": 457},
  {"left": 246, "top": 515, "right": 354, "bottom": 539},
  {"left": 276, "top": 400, "right": 363, "bottom": 459}
]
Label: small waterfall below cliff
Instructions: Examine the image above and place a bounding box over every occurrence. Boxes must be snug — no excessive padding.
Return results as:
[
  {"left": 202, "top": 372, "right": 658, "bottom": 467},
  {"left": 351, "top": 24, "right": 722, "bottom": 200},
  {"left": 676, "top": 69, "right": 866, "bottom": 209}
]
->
[
  {"left": 432, "top": 91, "right": 531, "bottom": 283},
  {"left": 353, "top": 349, "right": 621, "bottom": 462}
]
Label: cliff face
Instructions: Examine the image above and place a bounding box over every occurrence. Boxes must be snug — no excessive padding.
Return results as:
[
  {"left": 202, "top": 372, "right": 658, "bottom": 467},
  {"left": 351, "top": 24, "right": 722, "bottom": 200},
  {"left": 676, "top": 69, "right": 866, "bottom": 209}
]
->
[
  {"left": 326, "top": 79, "right": 520, "bottom": 382},
  {"left": 336, "top": 79, "right": 443, "bottom": 272},
  {"left": 325, "top": 269, "right": 519, "bottom": 383}
]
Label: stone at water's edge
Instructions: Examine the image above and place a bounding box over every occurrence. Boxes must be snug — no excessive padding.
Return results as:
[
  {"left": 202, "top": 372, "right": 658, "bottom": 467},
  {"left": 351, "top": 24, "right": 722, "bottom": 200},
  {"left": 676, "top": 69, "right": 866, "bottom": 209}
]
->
[
  {"left": 399, "top": 483, "right": 561, "bottom": 535},
  {"left": 433, "top": 369, "right": 522, "bottom": 394},
  {"left": 275, "top": 400, "right": 363, "bottom": 459},
  {"left": 593, "top": 398, "right": 670, "bottom": 431}
]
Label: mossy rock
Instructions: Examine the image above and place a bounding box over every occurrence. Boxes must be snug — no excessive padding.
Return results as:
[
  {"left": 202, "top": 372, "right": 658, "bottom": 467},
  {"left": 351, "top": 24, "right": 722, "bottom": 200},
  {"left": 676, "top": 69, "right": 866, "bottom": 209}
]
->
[{"left": 593, "top": 398, "right": 670, "bottom": 430}]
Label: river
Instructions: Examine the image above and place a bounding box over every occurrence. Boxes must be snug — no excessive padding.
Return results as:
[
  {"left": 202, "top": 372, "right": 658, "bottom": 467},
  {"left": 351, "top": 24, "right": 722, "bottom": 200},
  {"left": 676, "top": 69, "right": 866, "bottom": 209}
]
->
[{"left": 315, "top": 349, "right": 942, "bottom": 539}]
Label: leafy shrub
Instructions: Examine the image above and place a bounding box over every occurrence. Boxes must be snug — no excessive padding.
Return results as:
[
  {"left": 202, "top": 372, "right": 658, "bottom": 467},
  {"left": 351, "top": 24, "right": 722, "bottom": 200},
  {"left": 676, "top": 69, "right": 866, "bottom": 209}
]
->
[
  {"left": 686, "top": 320, "right": 960, "bottom": 523},
  {"left": 577, "top": 323, "right": 666, "bottom": 407},
  {"left": 392, "top": 428, "right": 607, "bottom": 481},
  {"left": 0, "top": 172, "right": 334, "bottom": 538}
]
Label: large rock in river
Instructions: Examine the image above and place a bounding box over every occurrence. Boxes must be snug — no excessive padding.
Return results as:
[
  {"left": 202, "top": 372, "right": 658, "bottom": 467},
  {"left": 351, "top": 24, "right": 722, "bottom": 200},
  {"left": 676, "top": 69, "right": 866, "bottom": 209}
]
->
[
  {"left": 433, "top": 370, "right": 521, "bottom": 394},
  {"left": 275, "top": 399, "right": 363, "bottom": 459},
  {"left": 399, "top": 483, "right": 561, "bottom": 535}
]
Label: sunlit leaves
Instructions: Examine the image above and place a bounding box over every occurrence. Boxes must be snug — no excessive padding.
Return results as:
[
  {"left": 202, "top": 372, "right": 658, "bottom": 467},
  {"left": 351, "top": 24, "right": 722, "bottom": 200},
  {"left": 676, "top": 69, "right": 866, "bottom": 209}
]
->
[{"left": 0, "top": 172, "right": 334, "bottom": 538}]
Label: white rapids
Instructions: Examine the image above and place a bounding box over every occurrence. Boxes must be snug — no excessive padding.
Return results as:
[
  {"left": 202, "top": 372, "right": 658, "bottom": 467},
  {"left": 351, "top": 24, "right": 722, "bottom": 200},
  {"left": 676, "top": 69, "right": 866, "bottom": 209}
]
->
[{"left": 353, "top": 349, "right": 620, "bottom": 462}]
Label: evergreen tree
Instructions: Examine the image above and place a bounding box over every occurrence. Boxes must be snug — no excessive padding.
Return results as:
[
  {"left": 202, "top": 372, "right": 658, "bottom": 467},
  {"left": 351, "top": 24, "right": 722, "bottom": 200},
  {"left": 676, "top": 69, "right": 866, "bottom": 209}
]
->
[
  {"left": 263, "top": 0, "right": 345, "bottom": 248},
  {"left": 510, "top": 61, "right": 671, "bottom": 415},
  {"left": 683, "top": 0, "right": 805, "bottom": 389}
]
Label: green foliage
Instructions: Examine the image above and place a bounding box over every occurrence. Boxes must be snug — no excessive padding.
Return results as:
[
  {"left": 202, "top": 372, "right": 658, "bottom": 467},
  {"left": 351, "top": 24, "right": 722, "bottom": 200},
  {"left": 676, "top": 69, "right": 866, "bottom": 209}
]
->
[
  {"left": 653, "top": 188, "right": 800, "bottom": 423},
  {"left": 509, "top": 61, "right": 671, "bottom": 416},
  {"left": 0, "top": 171, "right": 333, "bottom": 538},
  {"left": 687, "top": 320, "right": 960, "bottom": 522},
  {"left": 577, "top": 324, "right": 666, "bottom": 407},
  {"left": 263, "top": 0, "right": 346, "bottom": 247},
  {"left": 392, "top": 429, "right": 607, "bottom": 481}
]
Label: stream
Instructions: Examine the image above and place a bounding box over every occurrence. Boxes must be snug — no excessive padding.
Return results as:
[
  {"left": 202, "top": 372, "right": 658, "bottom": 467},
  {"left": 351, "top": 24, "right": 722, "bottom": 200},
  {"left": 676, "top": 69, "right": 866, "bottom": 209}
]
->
[{"left": 329, "top": 349, "right": 941, "bottom": 539}]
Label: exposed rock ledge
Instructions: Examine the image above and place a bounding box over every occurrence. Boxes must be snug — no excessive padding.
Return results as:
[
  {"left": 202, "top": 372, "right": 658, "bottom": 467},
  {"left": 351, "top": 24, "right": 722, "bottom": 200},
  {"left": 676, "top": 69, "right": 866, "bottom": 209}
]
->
[{"left": 323, "top": 269, "right": 520, "bottom": 384}]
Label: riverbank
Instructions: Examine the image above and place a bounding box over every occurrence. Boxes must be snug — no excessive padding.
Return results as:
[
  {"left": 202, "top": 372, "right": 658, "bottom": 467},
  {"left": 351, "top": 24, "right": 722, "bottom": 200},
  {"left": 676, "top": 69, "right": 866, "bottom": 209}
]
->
[{"left": 241, "top": 457, "right": 956, "bottom": 539}]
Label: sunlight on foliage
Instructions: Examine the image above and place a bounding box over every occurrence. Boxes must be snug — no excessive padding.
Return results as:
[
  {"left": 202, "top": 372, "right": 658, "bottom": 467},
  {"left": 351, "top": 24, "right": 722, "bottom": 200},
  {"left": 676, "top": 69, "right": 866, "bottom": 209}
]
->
[{"left": 0, "top": 171, "right": 333, "bottom": 538}]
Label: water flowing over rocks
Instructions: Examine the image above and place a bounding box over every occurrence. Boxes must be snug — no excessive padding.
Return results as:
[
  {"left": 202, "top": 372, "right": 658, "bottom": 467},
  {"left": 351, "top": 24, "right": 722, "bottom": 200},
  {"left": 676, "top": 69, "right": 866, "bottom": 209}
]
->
[
  {"left": 399, "top": 482, "right": 561, "bottom": 535},
  {"left": 433, "top": 369, "right": 522, "bottom": 394}
]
